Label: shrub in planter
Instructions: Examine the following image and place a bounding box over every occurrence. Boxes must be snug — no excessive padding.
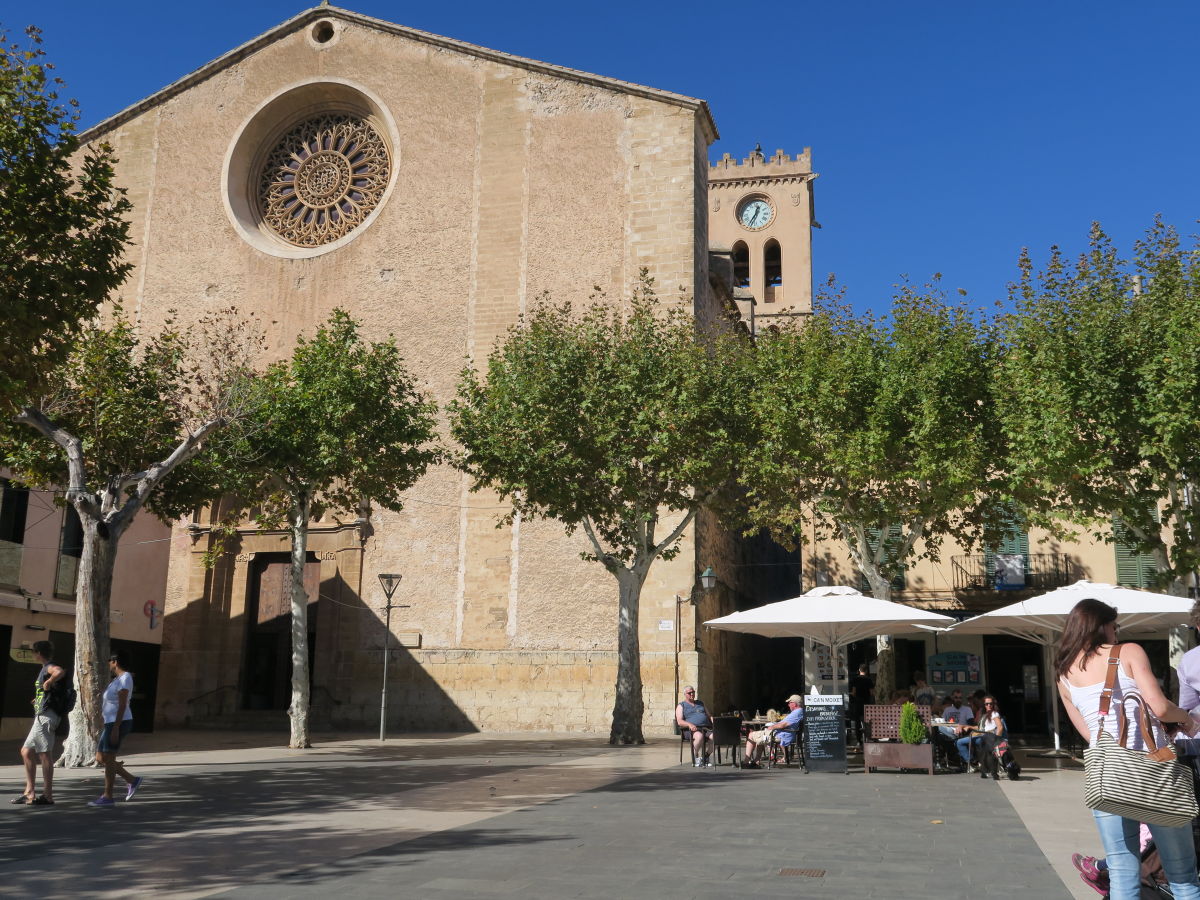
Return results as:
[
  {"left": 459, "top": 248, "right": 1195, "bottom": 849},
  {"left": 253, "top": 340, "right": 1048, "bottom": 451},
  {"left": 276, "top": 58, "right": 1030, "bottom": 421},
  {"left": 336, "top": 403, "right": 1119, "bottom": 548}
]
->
[{"left": 900, "top": 702, "right": 927, "bottom": 744}]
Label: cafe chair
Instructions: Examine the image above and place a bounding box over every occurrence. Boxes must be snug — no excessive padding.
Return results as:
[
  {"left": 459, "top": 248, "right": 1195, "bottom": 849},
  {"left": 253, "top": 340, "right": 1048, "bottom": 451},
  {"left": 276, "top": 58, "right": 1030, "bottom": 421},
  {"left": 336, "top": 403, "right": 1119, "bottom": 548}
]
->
[
  {"left": 678, "top": 726, "right": 698, "bottom": 766},
  {"left": 784, "top": 721, "right": 808, "bottom": 772},
  {"left": 766, "top": 720, "right": 807, "bottom": 772},
  {"left": 711, "top": 716, "right": 742, "bottom": 767}
]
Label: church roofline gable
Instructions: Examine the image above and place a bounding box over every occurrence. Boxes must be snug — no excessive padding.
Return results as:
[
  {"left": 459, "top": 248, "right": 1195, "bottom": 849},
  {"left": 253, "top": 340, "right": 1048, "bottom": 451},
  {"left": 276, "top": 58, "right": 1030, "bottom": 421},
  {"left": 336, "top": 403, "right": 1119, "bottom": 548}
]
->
[{"left": 79, "top": 5, "right": 719, "bottom": 144}]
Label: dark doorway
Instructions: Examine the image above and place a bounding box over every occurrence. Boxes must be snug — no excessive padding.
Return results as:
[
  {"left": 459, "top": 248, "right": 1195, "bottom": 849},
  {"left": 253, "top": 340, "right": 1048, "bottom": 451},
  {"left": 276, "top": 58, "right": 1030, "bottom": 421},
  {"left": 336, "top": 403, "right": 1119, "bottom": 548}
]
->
[
  {"left": 242, "top": 553, "right": 321, "bottom": 711},
  {"left": 110, "top": 637, "right": 160, "bottom": 732},
  {"left": 893, "top": 638, "right": 928, "bottom": 696},
  {"left": 982, "top": 635, "right": 1045, "bottom": 734}
]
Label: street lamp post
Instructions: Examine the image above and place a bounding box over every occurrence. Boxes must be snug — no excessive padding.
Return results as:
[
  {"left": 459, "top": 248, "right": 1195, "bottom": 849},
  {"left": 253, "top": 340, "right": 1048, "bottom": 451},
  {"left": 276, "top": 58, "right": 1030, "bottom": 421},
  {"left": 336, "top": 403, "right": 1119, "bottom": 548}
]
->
[
  {"left": 377, "top": 573, "right": 406, "bottom": 741},
  {"left": 674, "top": 567, "right": 719, "bottom": 711}
]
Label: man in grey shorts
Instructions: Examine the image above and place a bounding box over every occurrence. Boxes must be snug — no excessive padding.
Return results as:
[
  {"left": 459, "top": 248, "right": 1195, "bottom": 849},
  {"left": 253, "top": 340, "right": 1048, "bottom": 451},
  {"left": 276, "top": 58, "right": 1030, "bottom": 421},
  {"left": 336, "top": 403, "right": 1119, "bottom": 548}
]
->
[{"left": 15, "top": 641, "right": 66, "bottom": 806}]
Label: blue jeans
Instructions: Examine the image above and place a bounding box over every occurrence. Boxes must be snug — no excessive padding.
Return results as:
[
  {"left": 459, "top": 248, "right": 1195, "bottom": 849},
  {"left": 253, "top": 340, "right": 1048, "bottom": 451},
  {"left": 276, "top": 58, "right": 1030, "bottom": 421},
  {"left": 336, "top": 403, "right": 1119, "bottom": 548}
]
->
[
  {"left": 1091, "top": 809, "right": 1200, "bottom": 900},
  {"left": 955, "top": 734, "right": 981, "bottom": 764}
]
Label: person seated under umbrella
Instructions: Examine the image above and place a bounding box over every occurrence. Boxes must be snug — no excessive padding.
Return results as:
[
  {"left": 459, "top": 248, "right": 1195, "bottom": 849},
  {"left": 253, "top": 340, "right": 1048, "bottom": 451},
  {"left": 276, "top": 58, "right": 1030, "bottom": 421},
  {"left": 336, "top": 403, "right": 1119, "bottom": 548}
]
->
[{"left": 742, "top": 694, "right": 804, "bottom": 768}]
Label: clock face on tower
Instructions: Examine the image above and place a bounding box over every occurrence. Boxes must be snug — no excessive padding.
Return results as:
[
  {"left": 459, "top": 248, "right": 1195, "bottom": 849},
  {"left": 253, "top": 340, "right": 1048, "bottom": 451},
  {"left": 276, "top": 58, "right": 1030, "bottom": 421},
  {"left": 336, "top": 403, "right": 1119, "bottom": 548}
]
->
[{"left": 738, "top": 196, "right": 774, "bottom": 230}]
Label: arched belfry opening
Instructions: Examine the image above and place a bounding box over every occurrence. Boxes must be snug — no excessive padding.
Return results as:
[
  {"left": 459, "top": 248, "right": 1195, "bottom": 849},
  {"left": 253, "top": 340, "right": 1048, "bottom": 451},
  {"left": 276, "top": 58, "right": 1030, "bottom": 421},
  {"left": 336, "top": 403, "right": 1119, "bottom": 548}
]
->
[
  {"left": 732, "top": 241, "right": 750, "bottom": 288},
  {"left": 764, "top": 239, "right": 782, "bottom": 303}
]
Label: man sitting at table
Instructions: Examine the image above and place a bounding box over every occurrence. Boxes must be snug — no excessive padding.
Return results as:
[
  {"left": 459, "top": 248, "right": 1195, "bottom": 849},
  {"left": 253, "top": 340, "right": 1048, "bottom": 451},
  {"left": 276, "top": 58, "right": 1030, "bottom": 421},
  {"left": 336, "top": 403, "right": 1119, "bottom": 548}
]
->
[
  {"left": 742, "top": 694, "right": 805, "bottom": 768},
  {"left": 676, "top": 686, "right": 715, "bottom": 767},
  {"left": 939, "top": 688, "right": 977, "bottom": 770}
]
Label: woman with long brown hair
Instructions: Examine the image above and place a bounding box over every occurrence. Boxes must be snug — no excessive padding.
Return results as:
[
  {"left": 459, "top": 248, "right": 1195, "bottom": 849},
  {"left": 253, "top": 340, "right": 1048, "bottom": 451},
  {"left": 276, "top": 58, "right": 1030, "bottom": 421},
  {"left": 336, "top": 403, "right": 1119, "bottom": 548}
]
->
[
  {"left": 1056, "top": 598, "right": 1200, "bottom": 899},
  {"left": 973, "top": 694, "right": 1006, "bottom": 780}
]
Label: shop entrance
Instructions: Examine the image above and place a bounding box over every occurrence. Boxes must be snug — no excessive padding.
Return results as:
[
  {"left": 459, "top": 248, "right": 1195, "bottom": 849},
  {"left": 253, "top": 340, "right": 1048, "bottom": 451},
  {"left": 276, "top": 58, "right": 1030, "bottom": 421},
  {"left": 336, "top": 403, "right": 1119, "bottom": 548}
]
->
[
  {"left": 241, "top": 553, "right": 321, "bottom": 711},
  {"left": 983, "top": 635, "right": 1045, "bottom": 734}
]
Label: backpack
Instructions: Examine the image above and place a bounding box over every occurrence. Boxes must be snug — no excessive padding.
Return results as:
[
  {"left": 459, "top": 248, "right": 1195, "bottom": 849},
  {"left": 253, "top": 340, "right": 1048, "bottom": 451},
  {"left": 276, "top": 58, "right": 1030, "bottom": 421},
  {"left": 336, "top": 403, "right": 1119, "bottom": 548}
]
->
[{"left": 48, "top": 679, "right": 77, "bottom": 717}]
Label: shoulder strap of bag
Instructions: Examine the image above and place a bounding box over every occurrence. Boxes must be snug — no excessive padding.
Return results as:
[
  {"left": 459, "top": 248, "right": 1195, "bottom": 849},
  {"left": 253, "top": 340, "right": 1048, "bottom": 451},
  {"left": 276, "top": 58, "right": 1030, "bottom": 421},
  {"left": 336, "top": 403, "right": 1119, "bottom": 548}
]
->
[
  {"left": 1120, "top": 690, "right": 1168, "bottom": 753},
  {"left": 1096, "top": 643, "right": 1128, "bottom": 740},
  {"left": 1097, "top": 643, "right": 1123, "bottom": 716}
]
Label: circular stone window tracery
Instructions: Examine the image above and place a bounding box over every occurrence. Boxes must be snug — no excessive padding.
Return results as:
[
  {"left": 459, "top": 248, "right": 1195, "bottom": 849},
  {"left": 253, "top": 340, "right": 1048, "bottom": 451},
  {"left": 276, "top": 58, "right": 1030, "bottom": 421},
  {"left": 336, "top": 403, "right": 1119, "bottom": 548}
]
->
[{"left": 257, "top": 113, "right": 390, "bottom": 248}]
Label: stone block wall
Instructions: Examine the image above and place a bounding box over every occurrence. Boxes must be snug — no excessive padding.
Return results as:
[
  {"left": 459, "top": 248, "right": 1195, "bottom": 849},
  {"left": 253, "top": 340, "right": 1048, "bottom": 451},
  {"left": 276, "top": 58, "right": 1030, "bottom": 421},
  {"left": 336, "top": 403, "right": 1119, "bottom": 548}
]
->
[{"left": 326, "top": 648, "right": 679, "bottom": 734}]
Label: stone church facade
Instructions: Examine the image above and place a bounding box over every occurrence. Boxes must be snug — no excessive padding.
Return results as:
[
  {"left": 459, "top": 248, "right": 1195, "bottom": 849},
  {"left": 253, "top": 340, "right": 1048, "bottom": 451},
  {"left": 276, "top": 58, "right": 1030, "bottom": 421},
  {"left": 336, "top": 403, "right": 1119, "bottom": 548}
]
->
[{"left": 77, "top": 6, "right": 799, "bottom": 735}]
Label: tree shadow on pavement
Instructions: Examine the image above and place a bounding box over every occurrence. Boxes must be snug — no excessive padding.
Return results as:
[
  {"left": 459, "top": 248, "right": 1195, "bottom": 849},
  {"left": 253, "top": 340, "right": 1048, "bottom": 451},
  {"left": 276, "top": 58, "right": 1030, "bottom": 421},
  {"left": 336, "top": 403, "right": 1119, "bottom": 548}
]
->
[{"left": 0, "top": 739, "right": 714, "bottom": 897}]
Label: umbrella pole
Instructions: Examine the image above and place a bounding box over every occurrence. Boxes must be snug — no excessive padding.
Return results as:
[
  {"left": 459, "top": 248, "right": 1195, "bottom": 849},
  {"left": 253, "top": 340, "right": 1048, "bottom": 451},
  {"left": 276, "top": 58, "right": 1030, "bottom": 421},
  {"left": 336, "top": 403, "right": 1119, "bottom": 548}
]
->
[
  {"left": 1036, "top": 702, "right": 1071, "bottom": 758},
  {"left": 1036, "top": 641, "right": 1071, "bottom": 758}
]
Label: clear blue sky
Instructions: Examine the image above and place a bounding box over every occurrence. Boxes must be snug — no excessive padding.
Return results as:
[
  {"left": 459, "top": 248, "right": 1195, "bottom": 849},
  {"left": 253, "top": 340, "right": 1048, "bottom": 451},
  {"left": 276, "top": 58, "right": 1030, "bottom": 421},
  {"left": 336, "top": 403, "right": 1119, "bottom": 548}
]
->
[{"left": 7, "top": 1, "right": 1199, "bottom": 312}]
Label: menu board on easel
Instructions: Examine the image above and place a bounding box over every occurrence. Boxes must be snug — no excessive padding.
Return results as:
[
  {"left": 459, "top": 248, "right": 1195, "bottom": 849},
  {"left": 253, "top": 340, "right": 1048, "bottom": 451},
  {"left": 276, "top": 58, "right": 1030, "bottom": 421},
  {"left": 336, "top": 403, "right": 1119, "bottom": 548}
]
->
[{"left": 803, "top": 693, "right": 847, "bottom": 773}]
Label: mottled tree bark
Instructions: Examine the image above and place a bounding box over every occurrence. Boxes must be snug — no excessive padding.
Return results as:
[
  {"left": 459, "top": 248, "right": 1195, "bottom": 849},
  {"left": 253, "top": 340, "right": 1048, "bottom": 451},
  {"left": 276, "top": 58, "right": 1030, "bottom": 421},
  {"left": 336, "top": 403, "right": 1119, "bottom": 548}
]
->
[
  {"left": 288, "top": 492, "right": 312, "bottom": 749},
  {"left": 57, "top": 519, "right": 119, "bottom": 767},
  {"left": 608, "top": 567, "right": 648, "bottom": 745}
]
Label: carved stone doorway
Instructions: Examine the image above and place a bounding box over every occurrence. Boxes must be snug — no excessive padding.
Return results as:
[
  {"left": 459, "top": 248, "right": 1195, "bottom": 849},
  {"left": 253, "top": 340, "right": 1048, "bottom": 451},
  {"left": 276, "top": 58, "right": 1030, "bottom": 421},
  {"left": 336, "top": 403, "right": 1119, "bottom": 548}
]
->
[{"left": 241, "top": 553, "right": 321, "bottom": 711}]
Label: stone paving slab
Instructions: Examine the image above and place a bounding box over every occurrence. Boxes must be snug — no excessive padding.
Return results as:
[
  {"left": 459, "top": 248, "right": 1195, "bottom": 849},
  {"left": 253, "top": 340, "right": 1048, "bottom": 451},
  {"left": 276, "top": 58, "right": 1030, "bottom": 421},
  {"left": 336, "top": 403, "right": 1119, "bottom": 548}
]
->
[
  {"left": 0, "top": 732, "right": 1088, "bottom": 899},
  {"left": 214, "top": 763, "right": 1069, "bottom": 899}
]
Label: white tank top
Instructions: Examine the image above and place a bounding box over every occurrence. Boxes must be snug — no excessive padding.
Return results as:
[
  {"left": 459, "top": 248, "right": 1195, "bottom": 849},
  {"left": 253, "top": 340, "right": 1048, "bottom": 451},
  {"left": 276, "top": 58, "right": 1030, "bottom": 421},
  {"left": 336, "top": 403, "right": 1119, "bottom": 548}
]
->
[{"left": 1063, "top": 666, "right": 1165, "bottom": 751}]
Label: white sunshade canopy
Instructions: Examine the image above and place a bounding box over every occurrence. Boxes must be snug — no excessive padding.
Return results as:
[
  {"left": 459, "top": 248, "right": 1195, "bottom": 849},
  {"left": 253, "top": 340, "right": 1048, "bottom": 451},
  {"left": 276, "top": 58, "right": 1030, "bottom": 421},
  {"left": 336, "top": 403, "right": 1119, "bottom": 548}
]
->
[
  {"left": 949, "top": 579, "right": 1194, "bottom": 755},
  {"left": 703, "top": 585, "right": 956, "bottom": 649},
  {"left": 949, "top": 580, "right": 1195, "bottom": 645}
]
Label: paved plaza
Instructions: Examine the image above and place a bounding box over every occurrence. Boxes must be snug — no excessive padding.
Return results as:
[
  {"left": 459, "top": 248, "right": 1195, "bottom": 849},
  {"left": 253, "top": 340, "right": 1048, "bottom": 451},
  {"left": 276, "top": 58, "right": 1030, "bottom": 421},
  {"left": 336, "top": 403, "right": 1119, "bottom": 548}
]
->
[{"left": 0, "top": 732, "right": 1100, "bottom": 899}]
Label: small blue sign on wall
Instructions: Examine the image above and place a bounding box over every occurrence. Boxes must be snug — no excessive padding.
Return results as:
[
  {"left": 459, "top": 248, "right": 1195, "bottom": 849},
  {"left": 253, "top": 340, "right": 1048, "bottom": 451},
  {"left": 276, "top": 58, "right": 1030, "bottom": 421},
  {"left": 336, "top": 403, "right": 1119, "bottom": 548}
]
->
[{"left": 928, "top": 651, "right": 982, "bottom": 687}]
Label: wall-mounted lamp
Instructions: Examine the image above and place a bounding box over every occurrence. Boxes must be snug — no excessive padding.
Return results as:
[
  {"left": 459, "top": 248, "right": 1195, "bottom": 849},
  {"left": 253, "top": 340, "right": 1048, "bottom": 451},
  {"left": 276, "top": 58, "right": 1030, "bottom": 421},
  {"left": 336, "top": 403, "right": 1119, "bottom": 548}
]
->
[
  {"left": 24, "top": 624, "right": 47, "bottom": 631},
  {"left": 699, "top": 567, "right": 717, "bottom": 591}
]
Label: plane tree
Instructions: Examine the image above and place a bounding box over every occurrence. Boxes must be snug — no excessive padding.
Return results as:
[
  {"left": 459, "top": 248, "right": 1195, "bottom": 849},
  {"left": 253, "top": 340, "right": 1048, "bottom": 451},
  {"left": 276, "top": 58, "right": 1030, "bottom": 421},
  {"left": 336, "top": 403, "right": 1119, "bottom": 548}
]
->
[
  {"left": 210, "top": 310, "right": 440, "bottom": 749},
  {"left": 739, "top": 282, "right": 1002, "bottom": 701},
  {"left": 997, "top": 219, "right": 1200, "bottom": 594},
  {"left": 450, "top": 274, "right": 750, "bottom": 744},
  {"left": 2, "top": 309, "right": 260, "bottom": 764}
]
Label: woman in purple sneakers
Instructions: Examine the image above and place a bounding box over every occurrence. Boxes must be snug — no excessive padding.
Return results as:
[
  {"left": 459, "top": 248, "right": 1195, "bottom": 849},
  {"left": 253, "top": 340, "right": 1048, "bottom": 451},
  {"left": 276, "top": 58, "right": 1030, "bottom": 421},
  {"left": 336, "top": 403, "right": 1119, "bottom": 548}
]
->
[
  {"left": 88, "top": 651, "right": 143, "bottom": 808},
  {"left": 1057, "top": 599, "right": 1200, "bottom": 899}
]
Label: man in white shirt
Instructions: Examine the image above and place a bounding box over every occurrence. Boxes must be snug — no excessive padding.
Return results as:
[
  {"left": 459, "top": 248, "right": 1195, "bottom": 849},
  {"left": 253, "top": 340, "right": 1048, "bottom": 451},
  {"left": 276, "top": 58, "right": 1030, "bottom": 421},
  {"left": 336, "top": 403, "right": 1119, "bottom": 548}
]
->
[{"left": 940, "top": 688, "right": 977, "bottom": 770}]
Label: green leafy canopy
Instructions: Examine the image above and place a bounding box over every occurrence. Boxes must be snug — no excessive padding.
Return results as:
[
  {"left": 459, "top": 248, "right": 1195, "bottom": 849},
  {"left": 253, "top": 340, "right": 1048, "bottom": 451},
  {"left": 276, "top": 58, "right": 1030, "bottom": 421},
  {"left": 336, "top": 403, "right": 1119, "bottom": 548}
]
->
[
  {"left": 1, "top": 307, "right": 259, "bottom": 522},
  {"left": 215, "top": 308, "right": 441, "bottom": 526},
  {"left": 0, "top": 26, "right": 132, "bottom": 410},
  {"left": 449, "top": 272, "right": 751, "bottom": 566},
  {"left": 740, "top": 278, "right": 1004, "bottom": 584},
  {"left": 996, "top": 218, "right": 1200, "bottom": 585}
]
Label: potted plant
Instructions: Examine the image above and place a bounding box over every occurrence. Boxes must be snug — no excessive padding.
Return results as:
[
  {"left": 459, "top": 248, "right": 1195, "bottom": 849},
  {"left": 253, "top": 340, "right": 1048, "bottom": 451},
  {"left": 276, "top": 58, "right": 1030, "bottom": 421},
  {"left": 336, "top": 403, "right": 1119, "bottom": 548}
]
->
[
  {"left": 864, "top": 702, "right": 935, "bottom": 775},
  {"left": 900, "top": 702, "right": 927, "bottom": 744}
]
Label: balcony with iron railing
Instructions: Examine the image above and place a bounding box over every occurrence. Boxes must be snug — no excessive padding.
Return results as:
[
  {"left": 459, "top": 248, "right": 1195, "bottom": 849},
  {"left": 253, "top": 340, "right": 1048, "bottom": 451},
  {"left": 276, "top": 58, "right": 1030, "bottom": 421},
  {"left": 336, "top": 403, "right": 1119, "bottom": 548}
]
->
[{"left": 951, "top": 553, "right": 1075, "bottom": 593}]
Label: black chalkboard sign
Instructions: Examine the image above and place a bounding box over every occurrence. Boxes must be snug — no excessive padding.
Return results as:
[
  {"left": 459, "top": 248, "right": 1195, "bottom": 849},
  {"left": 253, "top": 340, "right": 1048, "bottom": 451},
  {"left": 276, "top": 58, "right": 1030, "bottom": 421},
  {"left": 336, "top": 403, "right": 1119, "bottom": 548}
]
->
[{"left": 803, "top": 694, "right": 847, "bottom": 773}]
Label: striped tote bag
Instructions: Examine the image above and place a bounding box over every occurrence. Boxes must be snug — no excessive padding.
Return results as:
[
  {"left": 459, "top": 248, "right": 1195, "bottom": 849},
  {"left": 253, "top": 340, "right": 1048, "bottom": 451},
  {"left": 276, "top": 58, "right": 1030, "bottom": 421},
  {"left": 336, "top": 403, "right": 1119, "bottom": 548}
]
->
[{"left": 1083, "top": 698, "right": 1198, "bottom": 828}]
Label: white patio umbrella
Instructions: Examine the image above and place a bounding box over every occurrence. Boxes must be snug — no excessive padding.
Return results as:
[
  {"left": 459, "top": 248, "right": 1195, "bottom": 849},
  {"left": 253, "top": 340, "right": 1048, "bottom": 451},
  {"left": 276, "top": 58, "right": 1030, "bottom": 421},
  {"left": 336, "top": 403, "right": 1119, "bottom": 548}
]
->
[
  {"left": 949, "top": 580, "right": 1195, "bottom": 754},
  {"left": 703, "top": 585, "right": 957, "bottom": 694},
  {"left": 704, "top": 584, "right": 957, "bottom": 646}
]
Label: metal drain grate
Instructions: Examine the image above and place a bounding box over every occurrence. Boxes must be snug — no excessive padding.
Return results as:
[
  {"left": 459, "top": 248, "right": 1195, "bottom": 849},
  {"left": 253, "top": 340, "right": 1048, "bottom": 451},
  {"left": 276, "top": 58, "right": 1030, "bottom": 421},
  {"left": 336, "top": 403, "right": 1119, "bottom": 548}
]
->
[{"left": 778, "top": 868, "right": 825, "bottom": 878}]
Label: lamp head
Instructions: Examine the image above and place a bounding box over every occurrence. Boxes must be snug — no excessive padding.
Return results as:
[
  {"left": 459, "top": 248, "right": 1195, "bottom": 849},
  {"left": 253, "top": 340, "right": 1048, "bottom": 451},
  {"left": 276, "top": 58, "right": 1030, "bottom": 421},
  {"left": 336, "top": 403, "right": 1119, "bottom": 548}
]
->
[
  {"left": 699, "top": 566, "right": 717, "bottom": 591},
  {"left": 378, "top": 573, "right": 403, "bottom": 600}
]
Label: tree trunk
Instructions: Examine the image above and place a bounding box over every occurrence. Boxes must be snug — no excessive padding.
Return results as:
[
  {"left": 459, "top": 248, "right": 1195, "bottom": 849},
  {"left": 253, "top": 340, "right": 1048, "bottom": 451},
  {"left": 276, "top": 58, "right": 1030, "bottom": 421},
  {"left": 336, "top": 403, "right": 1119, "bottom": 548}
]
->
[
  {"left": 288, "top": 493, "right": 312, "bottom": 749},
  {"left": 608, "top": 566, "right": 647, "bottom": 745},
  {"left": 57, "top": 517, "right": 118, "bottom": 767},
  {"left": 864, "top": 575, "right": 895, "bottom": 707}
]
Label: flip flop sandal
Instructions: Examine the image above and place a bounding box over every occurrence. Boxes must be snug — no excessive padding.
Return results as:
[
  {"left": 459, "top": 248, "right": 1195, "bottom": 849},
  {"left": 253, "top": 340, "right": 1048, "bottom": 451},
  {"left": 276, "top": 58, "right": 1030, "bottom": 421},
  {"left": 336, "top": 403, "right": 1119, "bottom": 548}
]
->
[
  {"left": 10, "top": 796, "right": 32, "bottom": 805},
  {"left": 31, "top": 796, "right": 54, "bottom": 806}
]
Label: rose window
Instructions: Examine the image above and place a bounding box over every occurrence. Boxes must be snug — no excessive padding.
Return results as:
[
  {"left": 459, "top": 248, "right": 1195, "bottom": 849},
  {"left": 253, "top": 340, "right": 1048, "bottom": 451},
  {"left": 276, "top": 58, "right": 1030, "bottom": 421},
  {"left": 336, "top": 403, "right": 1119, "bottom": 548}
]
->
[{"left": 258, "top": 114, "right": 390, "bottom": 248}]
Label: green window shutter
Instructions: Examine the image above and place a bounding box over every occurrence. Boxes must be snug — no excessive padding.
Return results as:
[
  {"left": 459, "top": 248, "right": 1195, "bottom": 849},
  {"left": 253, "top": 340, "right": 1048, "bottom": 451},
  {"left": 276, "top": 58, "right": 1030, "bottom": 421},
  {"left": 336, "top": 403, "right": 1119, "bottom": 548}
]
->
[
  {"left": 1113, "top": 516, "right": 1157, "bottom": 589},
  {"left": 858, "top": 524, "right": 906, "bottom": 592}
]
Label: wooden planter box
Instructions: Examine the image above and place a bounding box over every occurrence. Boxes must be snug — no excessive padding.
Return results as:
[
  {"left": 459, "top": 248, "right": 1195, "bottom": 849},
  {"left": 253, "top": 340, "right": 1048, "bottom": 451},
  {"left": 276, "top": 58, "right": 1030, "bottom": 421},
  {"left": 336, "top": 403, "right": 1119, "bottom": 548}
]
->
[{"left": 863, "top": 741, "right": 934, "bottom": 775}]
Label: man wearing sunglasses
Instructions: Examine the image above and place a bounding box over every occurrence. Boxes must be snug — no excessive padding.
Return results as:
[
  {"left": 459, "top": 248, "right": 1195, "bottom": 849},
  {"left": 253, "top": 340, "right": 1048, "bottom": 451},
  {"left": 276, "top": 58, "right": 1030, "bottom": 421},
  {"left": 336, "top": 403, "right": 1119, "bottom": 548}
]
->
[{"left": 676, "top": 686, "right": 715, "bottom": 767}]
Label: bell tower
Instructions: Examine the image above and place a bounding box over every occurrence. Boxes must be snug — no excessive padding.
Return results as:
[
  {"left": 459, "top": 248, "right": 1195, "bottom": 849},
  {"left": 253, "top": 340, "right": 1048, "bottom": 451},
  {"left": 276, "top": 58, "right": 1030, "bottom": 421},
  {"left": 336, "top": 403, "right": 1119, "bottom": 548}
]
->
[{"left": 708, "top": 145, "right": 818, "bottom": 330}]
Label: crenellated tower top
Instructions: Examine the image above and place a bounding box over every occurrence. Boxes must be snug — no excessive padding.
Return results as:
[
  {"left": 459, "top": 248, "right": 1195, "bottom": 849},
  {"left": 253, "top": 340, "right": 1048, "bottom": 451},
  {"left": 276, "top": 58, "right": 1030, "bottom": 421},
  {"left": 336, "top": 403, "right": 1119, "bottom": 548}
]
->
[
  {"left": 709, "top": 144, "right": 812, "bottom": 183},
  {"left": 706, "top": 143, "right": 818, "bottom": 322}
]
